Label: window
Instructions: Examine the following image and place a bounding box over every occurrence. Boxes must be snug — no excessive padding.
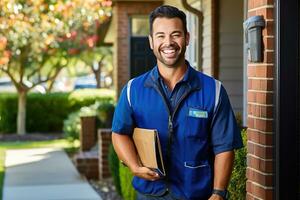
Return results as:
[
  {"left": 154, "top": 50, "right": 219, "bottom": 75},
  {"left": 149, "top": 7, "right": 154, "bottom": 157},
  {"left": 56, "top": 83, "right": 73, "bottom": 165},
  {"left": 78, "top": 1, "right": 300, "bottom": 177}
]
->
[{"left": 131, "top": 16, "right": 149, "bottom": 37}]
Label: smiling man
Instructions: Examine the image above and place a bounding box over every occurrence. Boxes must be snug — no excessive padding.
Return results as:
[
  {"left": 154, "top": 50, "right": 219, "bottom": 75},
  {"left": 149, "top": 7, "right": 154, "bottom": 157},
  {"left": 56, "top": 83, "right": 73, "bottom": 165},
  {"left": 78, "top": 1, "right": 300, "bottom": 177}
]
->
[{"left": 111, "top": 5, "right": 243, "bottom": 200}]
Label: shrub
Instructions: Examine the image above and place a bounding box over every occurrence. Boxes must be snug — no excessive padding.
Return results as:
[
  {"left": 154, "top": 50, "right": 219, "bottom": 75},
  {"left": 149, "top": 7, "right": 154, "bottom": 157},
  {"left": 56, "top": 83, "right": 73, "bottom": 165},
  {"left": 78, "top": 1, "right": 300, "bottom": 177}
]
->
[
  {"left": 0, "top": 89, "right": 115, "bottom": 133},
  {"left": 27, "top": 93, "right": 71, "bottom": 132},
  {"left": 119, "top": 163, "right": 136, "bottom": 200},
  {"left": 0, "top": 93, "right": 17, "bottom": 133},
  {"left": 228, "top": 129, "right": 247, "bottom": 200},
  {"left": 108, "top": 144, "right": 122, "bottom": 196},
  {"left": 95, "top": 100, "right": 115, "bottom": 128},
  {"left": 62, "top": 100, "right": 115, "bottom": 141},
  {"left": 63, "top": 111, "right": 81, "bottom": 141}
]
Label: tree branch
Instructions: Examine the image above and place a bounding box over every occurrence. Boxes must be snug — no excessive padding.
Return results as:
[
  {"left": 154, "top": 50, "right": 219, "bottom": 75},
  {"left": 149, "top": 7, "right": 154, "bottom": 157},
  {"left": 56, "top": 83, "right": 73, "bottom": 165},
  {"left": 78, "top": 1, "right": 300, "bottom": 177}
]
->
[{"left": 0, "top": 65, "right": 21, "bottom": 91}]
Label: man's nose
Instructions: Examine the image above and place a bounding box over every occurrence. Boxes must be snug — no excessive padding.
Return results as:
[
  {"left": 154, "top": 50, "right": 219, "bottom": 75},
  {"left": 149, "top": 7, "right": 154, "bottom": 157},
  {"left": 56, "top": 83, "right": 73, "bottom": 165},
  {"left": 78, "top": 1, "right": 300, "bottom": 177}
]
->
[{"left": 164, "top": 36, "right": 174, "bottom": 45}]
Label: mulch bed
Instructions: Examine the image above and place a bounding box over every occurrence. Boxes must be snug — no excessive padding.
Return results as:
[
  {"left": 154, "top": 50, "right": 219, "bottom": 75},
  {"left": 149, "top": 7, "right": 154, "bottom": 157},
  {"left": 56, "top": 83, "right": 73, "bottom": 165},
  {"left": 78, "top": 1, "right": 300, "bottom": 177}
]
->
[{"left": 89, "top": 178, "right": 123, "bottom": 200}]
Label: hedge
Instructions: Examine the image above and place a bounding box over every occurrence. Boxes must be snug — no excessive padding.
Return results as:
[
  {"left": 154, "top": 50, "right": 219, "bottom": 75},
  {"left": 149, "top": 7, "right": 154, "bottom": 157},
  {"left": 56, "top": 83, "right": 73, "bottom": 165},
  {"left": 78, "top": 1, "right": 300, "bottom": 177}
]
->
[
  {"left": 108, "top": 144, "right": 122, "bottom": 196},
  {"left": 0, "top": 89, "right": 115, "bottom": 133},
  {"left": 228, "top": 129, "right": 247, "bottom": 200},
  {"left": 119, "top": 163, "right": 136, "bottom": 200}
]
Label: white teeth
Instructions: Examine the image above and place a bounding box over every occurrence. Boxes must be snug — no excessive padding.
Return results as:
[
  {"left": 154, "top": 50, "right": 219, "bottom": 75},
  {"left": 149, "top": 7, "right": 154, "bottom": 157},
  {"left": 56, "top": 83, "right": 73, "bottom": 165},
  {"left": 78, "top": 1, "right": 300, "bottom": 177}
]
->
[{"left": 162, "top": 49, "right": 175, "bottom": 54}]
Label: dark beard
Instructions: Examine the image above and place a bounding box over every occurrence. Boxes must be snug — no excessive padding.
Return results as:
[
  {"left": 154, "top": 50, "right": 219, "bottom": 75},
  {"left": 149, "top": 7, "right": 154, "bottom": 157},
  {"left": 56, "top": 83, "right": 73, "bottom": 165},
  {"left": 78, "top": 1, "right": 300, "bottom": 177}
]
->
[{"left": 155, "top": 45, "right": 186, "bottom": 68}]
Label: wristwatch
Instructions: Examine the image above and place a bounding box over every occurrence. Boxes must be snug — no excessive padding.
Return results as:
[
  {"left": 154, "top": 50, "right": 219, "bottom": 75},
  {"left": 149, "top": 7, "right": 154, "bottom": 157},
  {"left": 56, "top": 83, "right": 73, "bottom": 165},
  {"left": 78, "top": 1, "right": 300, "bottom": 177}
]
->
[{"left": 212, "top": 189, "right": 229, "bottom": 199}]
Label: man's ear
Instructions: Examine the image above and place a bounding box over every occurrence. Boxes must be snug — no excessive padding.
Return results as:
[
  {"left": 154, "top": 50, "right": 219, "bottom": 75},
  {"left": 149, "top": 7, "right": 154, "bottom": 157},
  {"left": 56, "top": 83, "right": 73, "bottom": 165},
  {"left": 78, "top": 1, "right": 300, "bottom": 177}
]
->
[
  {"left": 148, "top": 35, "right": 153, "bottom": 50},
  {"left": 186, "top": 32, "right": 190, "bottom": 46}
]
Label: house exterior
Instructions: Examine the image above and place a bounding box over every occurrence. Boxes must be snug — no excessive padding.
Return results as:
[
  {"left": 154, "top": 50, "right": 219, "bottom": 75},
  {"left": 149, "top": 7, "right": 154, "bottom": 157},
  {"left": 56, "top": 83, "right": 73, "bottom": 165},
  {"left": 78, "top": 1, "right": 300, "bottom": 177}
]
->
[{"left": 106, "top": 0, "right": 299, "bottom": 199}]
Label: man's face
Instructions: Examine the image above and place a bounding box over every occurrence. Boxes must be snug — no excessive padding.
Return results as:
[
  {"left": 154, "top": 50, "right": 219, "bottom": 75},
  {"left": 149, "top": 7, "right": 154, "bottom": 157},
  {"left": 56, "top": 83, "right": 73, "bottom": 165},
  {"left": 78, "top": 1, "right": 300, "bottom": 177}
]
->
[{"left": 149, "top": 17, "right": 190, "bottom": 68}]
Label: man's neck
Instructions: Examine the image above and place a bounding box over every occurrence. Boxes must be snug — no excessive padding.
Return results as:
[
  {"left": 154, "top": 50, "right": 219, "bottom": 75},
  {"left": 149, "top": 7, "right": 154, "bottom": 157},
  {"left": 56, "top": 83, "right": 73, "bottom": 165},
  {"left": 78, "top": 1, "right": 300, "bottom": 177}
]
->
[{"left": 157, "top": 61, "right": 188, "bottom": 91}]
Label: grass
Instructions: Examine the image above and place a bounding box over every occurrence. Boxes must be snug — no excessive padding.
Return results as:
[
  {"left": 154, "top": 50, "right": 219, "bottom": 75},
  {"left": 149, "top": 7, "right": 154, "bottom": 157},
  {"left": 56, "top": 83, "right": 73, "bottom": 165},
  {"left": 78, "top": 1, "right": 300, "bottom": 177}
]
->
[{"left": 0, "top": 139, "right": 79, "bottom": 200}]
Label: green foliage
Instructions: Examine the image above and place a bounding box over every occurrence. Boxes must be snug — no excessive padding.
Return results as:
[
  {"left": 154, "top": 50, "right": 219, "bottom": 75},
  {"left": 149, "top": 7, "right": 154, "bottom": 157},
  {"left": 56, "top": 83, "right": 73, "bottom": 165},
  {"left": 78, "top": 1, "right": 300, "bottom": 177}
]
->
[
  {"left": 26, "top": 93, "right": 71, "bottom": 133},
  {"left": 119, "top": 163, "right": 136, "bottom": 200},
  {"left": 108, "top": 144, "right": 122, "bottom": 196},
  {"left": 63, "top": 111, "right": 81, "bottom": 141},
  {"left": 96, "top": 101, "right": 115, "bottom": 128},
  {"left": 0, "top": 93, "right": 17, "bottom": 133},
  {"left": 68, "top": 89, "right": 114, "bottom": 108},
  {"left": 228, "top": 129, "right": 247, "bottom": 200},
  {"left": 62, "top": 99, "right": 115, "bottom": 141},
  {"left": 0, "top": 149, "right": 5, "bottom": 200},
  {"left": 0, "top": 89, "right": 114, "bottom": 134}
]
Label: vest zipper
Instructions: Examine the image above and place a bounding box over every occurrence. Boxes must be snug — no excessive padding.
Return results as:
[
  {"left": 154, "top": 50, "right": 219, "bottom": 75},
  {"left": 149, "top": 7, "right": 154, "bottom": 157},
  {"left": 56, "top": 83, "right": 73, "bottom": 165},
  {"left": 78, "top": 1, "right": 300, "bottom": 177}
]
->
[{"left": 153, "top": 83, "right": 193, "bottom": 193}]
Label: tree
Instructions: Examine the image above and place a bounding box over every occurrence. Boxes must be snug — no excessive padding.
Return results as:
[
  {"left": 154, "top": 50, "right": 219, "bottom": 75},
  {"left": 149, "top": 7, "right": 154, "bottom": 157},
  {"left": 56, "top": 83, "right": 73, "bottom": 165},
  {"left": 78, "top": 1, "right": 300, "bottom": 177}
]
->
[
  {"left": 79, "top": 47, "right": 112, "bottom": 88},
  {"left": 0, "top": 0, "right": 112, "bottom": 135}
]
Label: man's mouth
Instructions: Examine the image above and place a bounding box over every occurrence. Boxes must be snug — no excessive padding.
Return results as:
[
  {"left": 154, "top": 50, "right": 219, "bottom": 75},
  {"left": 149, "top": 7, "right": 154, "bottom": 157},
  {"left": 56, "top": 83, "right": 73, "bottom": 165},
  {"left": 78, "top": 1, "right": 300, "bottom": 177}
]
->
[
  {"left": 160, "top": 47, "right": 178, "bottom": 58},
  {"left": 161, "top": 49, "right": 176, "bottom": 54}
]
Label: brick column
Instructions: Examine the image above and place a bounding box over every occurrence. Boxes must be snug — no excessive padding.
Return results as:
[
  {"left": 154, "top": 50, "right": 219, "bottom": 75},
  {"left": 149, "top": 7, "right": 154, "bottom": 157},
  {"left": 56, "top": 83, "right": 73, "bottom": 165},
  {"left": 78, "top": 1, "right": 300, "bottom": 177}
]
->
[
  {"left": 246, "top": 0, "right": 275, "bottom": 199},
  {"left": 80, "top": 116, "right": 97, "bottom": 151},
  {"left": 74, "top": 151, "right": 99, "bottom": 179},
  {"left": 98, "top": 128, "right": 112, "bottom": 179}
]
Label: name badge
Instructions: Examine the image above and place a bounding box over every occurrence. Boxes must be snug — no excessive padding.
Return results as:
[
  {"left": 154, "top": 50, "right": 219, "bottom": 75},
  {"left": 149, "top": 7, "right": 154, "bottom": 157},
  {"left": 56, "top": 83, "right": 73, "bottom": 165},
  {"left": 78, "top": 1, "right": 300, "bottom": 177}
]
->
[{"left": 188, "top": 108, "right": 208, "bottom": 118}]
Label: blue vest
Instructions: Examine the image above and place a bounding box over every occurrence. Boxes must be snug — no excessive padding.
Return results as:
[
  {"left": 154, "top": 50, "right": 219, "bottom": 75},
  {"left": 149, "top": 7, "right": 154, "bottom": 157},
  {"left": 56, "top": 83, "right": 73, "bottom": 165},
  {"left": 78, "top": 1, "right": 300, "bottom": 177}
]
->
[{"left": 128, "top": 67, "right": 219, "bottom": 200}]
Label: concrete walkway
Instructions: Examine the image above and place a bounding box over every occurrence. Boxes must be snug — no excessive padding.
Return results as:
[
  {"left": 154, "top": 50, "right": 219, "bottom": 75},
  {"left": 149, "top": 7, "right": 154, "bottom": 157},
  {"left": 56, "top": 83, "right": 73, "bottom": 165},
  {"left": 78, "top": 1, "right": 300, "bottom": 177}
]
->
[{"left": 3, "top": 148, "right": 101, "bottom": 200}]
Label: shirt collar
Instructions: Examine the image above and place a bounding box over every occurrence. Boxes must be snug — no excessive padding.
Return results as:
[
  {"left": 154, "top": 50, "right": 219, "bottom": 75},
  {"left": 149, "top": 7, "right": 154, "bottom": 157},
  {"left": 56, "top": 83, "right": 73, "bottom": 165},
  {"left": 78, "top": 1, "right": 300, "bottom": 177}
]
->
[
  {"left": 145, "top": 60, "right": 202, "bottom": 91},
  {"left": 152, "top": 60, "right": 191, "bottom": 84}
]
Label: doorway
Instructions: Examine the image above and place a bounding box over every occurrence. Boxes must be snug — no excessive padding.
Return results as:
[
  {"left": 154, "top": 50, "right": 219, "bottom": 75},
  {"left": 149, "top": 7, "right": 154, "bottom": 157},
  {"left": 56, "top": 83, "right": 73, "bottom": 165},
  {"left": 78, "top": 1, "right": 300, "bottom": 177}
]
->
[{"left": 130, "top": 16, "right": 156, "bottom": 78}]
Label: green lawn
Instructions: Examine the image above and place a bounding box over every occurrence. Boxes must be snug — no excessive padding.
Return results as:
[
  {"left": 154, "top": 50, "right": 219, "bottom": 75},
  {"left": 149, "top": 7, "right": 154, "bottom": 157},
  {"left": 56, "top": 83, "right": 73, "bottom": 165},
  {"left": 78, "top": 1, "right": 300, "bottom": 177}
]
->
[{"left": 0, "top": 139, "right": 79, "bottom": 200}]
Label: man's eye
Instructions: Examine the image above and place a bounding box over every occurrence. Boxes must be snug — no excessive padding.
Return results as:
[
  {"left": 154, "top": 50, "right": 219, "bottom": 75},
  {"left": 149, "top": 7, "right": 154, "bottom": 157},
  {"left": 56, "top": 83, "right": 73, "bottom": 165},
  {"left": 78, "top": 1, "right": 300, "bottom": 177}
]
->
[
  {"left": 172, "top": 34, "right": 180, "bottom": 38},
  {"left": 156, "top": 35, "right": 164, "bottom": 39}
]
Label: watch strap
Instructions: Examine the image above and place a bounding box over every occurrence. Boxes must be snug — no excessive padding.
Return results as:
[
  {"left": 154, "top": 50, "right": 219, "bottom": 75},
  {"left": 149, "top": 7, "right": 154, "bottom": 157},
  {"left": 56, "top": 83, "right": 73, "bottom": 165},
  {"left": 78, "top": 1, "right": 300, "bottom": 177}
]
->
[{"left": 212, "top": 189, "right": 229, "bottom": 199}]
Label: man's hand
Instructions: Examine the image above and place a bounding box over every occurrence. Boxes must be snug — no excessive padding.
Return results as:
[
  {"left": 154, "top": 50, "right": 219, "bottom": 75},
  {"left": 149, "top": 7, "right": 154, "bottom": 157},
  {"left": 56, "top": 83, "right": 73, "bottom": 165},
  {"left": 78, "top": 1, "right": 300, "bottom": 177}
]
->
[
  {"left": 131, "top": 166, "right": 160, "bottom": 181},
  {"left": 208, "top": 194, "right": 224, "bottom": 200}
]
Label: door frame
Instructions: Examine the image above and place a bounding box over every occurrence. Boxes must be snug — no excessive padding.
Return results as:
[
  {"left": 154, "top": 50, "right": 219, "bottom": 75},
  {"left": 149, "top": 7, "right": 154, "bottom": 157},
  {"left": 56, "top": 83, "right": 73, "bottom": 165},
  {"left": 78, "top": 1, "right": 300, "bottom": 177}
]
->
[{"left": 275, "top": 0, "right": 300, "bottom": 199}]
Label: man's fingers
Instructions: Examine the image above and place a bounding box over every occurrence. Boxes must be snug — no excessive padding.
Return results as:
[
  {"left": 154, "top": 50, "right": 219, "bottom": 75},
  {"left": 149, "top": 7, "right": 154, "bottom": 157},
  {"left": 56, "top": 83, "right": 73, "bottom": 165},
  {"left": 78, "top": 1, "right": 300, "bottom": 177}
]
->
[
  {"left": 146, "top": 169, "right": 159, "bottom": 177},
  {"left": 134, "top": 167, "right": 160, "bottom": 181}
]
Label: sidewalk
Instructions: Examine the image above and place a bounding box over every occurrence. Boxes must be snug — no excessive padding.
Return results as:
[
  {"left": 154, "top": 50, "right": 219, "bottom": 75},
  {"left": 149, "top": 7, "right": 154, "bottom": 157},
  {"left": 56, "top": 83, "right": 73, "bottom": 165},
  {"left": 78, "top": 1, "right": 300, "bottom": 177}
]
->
[{"left": 3, "top": 148, "right": 101, "bottom": 200}]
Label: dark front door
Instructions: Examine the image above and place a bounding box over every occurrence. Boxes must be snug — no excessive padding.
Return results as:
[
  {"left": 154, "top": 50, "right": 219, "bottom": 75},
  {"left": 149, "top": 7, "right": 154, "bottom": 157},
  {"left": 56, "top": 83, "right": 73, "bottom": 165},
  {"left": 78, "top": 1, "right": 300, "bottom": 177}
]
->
[
  {"left": 130, "top": 37, "right": 156, "bottom": 78},
  {"left": 276, "top": 0, "right": 300, "bottom": 199}
]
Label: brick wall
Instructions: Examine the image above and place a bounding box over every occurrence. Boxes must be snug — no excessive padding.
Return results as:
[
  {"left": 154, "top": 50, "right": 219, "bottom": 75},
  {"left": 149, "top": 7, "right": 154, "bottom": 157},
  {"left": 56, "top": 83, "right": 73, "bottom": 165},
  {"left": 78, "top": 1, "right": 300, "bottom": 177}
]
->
[
  {"left": 98, "top": 129, "right": 112, "bottom": 179},
  {"left": 80, "top": 116, "right": 97, "bottom": 151},
  {"left": 113, "top": 0, "right": 162, "bottom": 96},
  {"left": 246, "top": 0, "right": 275, "bottom": 199},
  {"left": 74, "top": 151, "right": 99, "bottom": 180},
  {"left": 74, "top": 116, "right": 98, "bottom": 180}
]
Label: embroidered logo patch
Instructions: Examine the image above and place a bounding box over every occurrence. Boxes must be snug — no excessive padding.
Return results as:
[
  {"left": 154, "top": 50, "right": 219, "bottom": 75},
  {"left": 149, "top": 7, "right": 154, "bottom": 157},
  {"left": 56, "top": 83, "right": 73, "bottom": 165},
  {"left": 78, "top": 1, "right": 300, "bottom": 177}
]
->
[{"left": 188, "top": 108, "right": 208, "bottom": 118}]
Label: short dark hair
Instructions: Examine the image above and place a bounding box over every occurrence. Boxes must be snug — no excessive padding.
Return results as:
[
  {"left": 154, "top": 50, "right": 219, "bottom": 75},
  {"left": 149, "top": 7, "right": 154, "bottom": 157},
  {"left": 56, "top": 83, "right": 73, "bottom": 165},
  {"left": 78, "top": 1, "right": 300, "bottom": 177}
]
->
[{"left": 149, "top": 5, "right": 187, "bottom": 35}]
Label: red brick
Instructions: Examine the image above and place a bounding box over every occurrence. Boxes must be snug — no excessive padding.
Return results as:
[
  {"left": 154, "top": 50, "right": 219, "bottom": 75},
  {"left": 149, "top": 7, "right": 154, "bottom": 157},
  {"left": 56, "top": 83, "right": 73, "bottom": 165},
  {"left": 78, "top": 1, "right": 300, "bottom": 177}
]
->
[
  {"left": 248, "top": 104, "right": 273, "bottom": 118},
  {"left": 247, "top": 129, "right": 273, "bottom": 145},
  {"left": 255, "top": 118, "right": 273, "bottom": 132},
  {"left": 248, "top": 79, "right": 274, "bottom": 91},
  {"left": 248, "top": 0, "right": 274, "bottom": 10},
  {"left": 247, "top": 154, "right": 273, "bottom": 173},
  {"left": 246, "top": 193, "right": 256, "bottom": 200},
  {"left": 248, "top": 7, "right": 274, "bottom": 19},
  {"left": 254, "top": 64, "right": 273, "bottom": 77},
  {"left": 248, "top": 116, "right": 255, "bottom": 128},
  {"left": 246, "top": 181, "right": 274, "bottom": 199},
  {"left": 262, "top": 20, "right": 274, "bottom": 36},
  {"left": 263, "top": 37, "right": 274, "bottom": 50},
  {"left": 247, "top": 141, "right": 273, "bottom": 159},
  {"left": 246, "top": 167, "right": 273, "bottom": 186},
  {"left": 248, "top": 91, "right": 273, "bottom": 104},
  {"left": 263, "top": 51, "right": 274, "bottom": 63}
]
